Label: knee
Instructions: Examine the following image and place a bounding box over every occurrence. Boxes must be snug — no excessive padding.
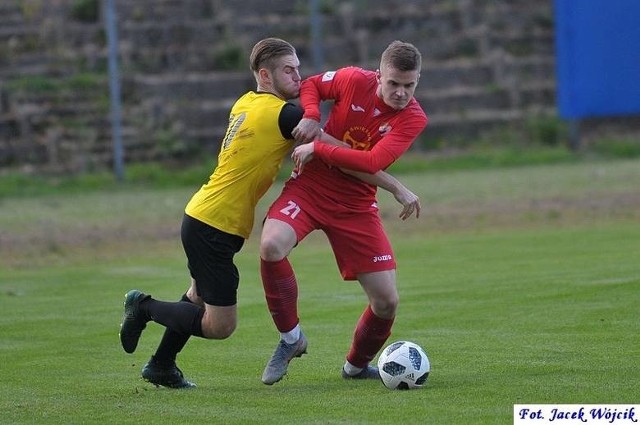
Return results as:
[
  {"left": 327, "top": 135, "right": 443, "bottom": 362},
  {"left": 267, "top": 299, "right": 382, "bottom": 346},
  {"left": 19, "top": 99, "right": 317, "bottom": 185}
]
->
[
  {"left": 214, "top": 323, "right": 235, "bottom": 339},
  {"left": 371, "top": 295, "right": 399, "bottom": 319},
  {"left": 260, "top": 236, "right": 287, "bottom": 262},
  {"left": 201, "top": 321, "right": 236, "bottom": 340},
  {"left": 200, "top": 311, "right": 236, "bottom": 339}
]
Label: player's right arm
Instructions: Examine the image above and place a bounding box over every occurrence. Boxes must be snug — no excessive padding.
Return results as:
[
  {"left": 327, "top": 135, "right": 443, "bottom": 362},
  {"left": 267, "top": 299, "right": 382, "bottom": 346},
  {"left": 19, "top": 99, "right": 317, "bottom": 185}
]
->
[
  {"left": 292, "top": 118, "right": 321, "bottom": 144},
  {"left": 291, "top": 68, "right": 343, "bottom": 144}
]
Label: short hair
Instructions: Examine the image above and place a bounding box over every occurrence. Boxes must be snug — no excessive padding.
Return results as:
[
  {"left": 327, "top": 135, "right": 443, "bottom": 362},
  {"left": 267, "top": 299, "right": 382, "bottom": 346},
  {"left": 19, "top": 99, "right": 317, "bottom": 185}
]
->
[
  {"left": 380, "top": 40, "right": 422, "bottom": 72},
  {"left": 249, "top": 37, "right": 296, "bottom": 73}
]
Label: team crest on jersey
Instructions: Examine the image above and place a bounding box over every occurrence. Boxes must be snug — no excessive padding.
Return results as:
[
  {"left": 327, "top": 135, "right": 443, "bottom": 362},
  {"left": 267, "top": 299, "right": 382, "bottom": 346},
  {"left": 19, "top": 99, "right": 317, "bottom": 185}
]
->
[
  {"left": 343, "top": 125, "right": 372, "bottom": 150},
  {"left": 322, "top": 71, "right": 336, "bottom": 82},
  {"left": 379, "top": 122, "right": 392, "bottom": 136}
]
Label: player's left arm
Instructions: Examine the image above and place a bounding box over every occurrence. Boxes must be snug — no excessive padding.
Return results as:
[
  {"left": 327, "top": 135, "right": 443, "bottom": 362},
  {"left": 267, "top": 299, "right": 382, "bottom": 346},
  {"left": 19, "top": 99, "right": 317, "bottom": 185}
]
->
[
  {"left": 278, "top": 103, "right": 304, "bottom": 140},
  {"left": 342, "top": 169, "right": 421, "bottom": 220},
  {"left": 305, "top": 128, "right": 420, "bottom": 219}
]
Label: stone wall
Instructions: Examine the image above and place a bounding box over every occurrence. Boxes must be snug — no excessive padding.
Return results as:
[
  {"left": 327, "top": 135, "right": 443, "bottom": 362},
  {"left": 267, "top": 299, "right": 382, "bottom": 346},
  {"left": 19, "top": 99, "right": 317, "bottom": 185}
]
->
[{"left": 0, "top": 0, "right": 635, "bottom": 172}]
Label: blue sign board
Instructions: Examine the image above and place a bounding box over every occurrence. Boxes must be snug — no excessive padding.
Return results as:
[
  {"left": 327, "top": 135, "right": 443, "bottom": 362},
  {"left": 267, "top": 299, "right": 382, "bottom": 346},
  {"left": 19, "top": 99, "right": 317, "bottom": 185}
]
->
[{"left": 555, "top": 0, "right": 640, "bottom": 118}]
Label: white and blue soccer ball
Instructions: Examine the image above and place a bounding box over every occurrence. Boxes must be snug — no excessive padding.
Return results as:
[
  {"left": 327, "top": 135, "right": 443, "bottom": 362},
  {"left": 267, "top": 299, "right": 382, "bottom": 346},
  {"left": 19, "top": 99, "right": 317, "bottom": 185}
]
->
[{"left": 377, "top": 340, "right": 430, "bottom": 390}]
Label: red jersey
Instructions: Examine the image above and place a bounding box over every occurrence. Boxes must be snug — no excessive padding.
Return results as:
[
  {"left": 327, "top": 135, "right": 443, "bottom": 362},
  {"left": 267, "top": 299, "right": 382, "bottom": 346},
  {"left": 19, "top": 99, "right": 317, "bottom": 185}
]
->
[{"left": 293, "top": 66, "right": 428, "bottom": 208}]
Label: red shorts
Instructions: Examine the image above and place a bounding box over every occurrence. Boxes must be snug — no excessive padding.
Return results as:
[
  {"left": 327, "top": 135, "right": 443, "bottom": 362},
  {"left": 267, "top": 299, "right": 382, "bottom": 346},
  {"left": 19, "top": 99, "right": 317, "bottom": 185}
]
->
[{"left": 266, "top": 182, "right": 396, "bottom": 280}]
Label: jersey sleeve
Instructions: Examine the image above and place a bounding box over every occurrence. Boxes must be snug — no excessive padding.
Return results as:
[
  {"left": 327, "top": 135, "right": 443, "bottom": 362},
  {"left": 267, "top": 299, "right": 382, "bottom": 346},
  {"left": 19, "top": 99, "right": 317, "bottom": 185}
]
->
[
  {"left": 299, "top": 68, "right": 353, "bottom": 121},
  {"left": 278, "top": 103, "right": 304, "bottom": 139},
  {"left": 314, "top": 112, "right": 428, "bottom": 173},
  {"left": 299, "top": 76, "right": 323, "bottom": 121}
]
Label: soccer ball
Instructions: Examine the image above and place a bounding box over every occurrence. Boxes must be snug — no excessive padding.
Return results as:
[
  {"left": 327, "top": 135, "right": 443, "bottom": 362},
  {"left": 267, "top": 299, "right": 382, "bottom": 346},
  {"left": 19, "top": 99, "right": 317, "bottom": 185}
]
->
[{"left": 377, "top": 341, "right": 430, "bottom": 390}]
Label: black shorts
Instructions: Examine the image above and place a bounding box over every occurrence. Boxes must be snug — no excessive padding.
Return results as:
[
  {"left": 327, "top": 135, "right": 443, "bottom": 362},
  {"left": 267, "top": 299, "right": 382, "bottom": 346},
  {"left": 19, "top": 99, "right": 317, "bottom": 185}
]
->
[{"left": 181, "top": 214, "right": 245, "bottom": 306}]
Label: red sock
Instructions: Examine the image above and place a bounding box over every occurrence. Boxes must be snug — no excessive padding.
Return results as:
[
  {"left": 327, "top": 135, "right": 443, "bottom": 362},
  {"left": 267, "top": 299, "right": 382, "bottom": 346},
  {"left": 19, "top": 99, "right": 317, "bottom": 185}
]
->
[
  {"left": 261, "top": 258, "right": 299, "bottom": 333},
  {"left": 346, "top": 305, "right": 394, "bottom": 368}
]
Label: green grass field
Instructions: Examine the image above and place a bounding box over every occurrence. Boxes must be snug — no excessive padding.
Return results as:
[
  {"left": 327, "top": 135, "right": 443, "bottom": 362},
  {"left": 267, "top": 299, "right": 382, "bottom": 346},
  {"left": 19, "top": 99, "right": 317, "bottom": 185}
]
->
[{"left": 1, "top": 158, "right": 639, "bottom": 424}]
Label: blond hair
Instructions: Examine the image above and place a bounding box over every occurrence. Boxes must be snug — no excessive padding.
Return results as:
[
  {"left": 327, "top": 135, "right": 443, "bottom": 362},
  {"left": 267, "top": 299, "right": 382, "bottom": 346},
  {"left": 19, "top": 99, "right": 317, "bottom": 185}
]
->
[{"left": 250, "top": 38, "right": 296, "bottom": 73}]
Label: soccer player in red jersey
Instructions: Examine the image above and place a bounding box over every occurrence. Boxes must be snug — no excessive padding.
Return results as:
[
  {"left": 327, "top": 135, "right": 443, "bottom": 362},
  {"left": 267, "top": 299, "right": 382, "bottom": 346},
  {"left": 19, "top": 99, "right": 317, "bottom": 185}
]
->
[{"left": 260, "top": 40, "right": 428, "bottom": 384}]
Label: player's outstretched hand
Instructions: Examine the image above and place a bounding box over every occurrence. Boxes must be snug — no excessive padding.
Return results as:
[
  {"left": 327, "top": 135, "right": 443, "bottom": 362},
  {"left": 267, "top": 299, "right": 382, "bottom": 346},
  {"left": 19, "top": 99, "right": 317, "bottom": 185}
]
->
[
  {"left": 292, "top": 142, "right": 315, "bottom": 173},
  {"left": 292, "top": 118, "right": 321, "bottom": 144},
  {"left": 393, "top": 185, "right": 421, "bottom": 220}
]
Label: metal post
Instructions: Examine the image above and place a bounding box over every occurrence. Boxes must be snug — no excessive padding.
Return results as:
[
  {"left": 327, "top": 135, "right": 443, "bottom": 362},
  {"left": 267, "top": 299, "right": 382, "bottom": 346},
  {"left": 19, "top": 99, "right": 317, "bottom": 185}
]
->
[
  {"left": 309, "top": 0, "right": 329, "bottom": 125},
  {"left": 309, "top": 0, "right": 324, "bottom": 72},
  {"left": 104, "top": 0, "right": 125, "bottom": 181},
  {"left": 568, "top": 119, "right": 581, "bottom": 151}
]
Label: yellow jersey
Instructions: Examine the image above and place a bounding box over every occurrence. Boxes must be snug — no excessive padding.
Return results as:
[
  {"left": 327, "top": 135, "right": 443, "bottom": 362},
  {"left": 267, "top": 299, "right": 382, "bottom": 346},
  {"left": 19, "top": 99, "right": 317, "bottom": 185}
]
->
[{"left": 185, "top": 91, "right": 302, "bottom": 238}]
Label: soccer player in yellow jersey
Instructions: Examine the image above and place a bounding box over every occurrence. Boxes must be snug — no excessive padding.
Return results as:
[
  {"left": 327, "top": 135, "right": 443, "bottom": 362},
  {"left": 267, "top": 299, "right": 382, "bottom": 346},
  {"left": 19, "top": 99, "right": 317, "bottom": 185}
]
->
[{"left": 118, "top": 38, "right": 306, "bottom": 388}]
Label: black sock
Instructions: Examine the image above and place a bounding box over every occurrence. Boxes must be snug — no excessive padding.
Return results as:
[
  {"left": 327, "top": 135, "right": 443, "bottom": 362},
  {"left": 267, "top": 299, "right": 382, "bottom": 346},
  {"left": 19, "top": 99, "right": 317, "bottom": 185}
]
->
[
  {"left": 153, "top": 294, "right": 194, "bottom": 364},
  {"left": 142, "top": 295, "right": 204, "bottom": 337}
]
